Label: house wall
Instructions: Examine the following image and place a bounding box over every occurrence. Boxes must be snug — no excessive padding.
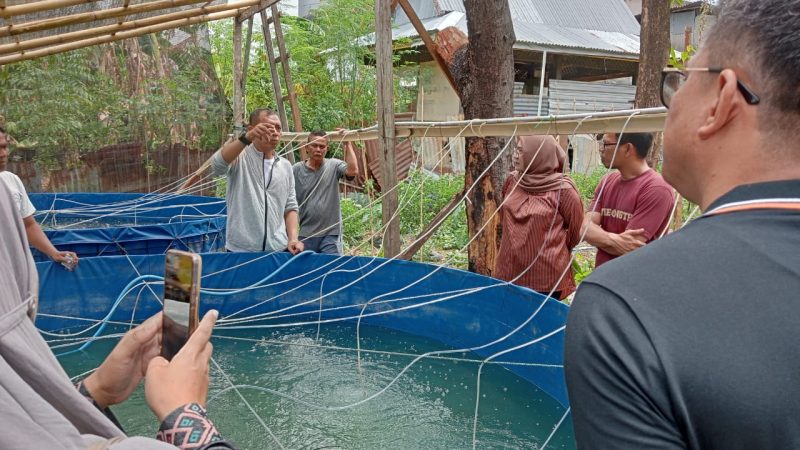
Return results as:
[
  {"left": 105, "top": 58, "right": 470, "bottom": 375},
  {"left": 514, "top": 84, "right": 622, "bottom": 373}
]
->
[
  {"left": 670, "top": 8, "right": 718, "bottom": 51},
  {"left": 416, "top": 62, "right": 465, "bottom": 174}
]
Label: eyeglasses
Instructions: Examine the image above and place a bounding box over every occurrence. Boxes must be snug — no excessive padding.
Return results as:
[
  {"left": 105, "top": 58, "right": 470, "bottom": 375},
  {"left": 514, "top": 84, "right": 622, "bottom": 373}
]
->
[
  {"left": 660, "top": 67, "right": 761, "bottom": 108},
  {"left": 598, "top": 141, "right": 621, "bottom": 152}
]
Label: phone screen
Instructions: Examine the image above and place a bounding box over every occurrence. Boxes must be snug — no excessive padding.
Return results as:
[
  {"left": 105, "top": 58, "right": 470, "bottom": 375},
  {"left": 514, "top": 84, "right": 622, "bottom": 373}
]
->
[{"left": 161, "top": 251, "right": 199, "bottom": 361}]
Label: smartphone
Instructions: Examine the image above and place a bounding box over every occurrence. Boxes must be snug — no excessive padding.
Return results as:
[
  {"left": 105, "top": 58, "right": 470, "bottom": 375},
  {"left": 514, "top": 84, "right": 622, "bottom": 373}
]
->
[{"left": 161, "top": 250, "right": 202, "bottom": 361}]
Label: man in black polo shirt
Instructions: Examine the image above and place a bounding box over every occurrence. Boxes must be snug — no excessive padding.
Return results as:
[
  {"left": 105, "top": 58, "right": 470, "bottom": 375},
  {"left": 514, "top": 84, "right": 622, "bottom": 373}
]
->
[{"left": 564, "top": 1, "right": 800, "bottom": 448}]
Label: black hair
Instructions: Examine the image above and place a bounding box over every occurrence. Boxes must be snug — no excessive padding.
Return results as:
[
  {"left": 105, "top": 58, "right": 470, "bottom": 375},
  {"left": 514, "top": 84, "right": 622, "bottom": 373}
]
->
[
  {"left": 617, "top": 133, "right": 653, "bottom": 159},
  {"left": 307, "top": 130, "right": 327, "bottom": 142},
  {"left": 248, "top": 108, "right": 279, "bottom": 126},
  {"left": 705, "top": 0, "right": 800, "bottom": 132}
]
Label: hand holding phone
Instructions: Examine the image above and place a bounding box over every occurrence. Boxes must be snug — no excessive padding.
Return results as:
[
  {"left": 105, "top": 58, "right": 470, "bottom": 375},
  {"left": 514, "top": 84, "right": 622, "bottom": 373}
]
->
[
  {"left": 146, "top": 310, "right": 218, "bottom": 422},
  {"left": 161, "top": 250, "right": 202, "bottom": 361},
  {"left": 81, "top": 312, "right": 162, "bottom": 409}
]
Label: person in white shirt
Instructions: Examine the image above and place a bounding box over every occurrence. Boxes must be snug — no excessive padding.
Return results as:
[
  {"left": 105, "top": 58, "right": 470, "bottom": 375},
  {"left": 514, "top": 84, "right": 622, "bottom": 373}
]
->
[{"left": 0, "top": 127, "right": 78, "bottom": 269}]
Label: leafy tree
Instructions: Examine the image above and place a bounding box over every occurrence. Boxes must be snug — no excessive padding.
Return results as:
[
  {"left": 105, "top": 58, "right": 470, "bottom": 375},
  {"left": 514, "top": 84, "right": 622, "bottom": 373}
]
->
[
  {"left": 209, "top": 0, "right": 418, "bottom": 133},
  {"left": 0, "top": 27, "right": 228, "bottom": 168}
]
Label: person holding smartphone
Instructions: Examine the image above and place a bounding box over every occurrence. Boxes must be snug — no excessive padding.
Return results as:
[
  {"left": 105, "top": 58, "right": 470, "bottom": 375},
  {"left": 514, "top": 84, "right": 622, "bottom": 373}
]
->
[{"left": 0, "top": 181, "right": 235, "bottom": 449}]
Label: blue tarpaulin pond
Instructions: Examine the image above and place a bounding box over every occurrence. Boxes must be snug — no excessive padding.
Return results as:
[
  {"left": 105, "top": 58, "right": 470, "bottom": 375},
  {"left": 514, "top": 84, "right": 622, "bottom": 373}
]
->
[
  {"left": 38, "top": 252, "right": 574, "bottom": 448},
  {"left": 29, "top": 193, "right": 226, "bottom": 261}
]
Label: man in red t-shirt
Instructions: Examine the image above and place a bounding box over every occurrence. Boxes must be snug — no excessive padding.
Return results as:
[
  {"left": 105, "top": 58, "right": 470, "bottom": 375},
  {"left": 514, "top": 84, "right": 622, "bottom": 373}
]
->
[{"left": 583, "top": 133, "right": 676, "bottom": 267}]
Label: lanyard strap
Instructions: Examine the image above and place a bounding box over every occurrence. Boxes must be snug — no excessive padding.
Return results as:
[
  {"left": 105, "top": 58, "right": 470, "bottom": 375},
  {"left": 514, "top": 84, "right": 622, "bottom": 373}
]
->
[{"left": 704, "top": 198, "right": 800, "bottom": 217}]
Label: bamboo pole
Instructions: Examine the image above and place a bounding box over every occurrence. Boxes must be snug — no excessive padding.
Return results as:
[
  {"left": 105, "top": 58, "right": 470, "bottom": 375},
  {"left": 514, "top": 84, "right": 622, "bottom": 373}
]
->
[
  {"left": 0, "top": 0, "right": 101, "bottom": 18},
  {"left": 279, "top": 108, "right": 669, "bottom": 142},
  {"left": 0, "top": 8, "right": 245, "bottom": 65},
  {"left": 0, "top": 0, "right": 262, "bottom": 56},
  {"left": 0, "top": 0, "right": 213, "bottom": 38}
]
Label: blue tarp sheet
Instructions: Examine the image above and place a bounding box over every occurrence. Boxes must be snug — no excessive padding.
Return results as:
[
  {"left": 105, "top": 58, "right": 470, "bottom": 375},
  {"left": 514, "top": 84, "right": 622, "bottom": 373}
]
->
[
  {"left": 36, "top": 252, "right": 570, "bottom": 408},
  {"left": 29, "top": 193, "right": 226, "bottom": 261}
]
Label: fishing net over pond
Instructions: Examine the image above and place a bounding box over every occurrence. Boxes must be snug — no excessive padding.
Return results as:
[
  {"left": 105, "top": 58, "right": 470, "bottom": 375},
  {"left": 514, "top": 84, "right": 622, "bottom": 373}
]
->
[
  {"left": 39, "top": 252, "right": 573, "bottom": 449},
  {"left": 29, "top": 192, "right": 226, "bottom": 262}
]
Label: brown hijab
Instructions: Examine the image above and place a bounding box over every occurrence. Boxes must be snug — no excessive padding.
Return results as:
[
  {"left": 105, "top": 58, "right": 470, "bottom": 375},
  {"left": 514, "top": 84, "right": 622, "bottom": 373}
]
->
[{"left": 512, "top": 136, "right": 577, "bottom": 193}]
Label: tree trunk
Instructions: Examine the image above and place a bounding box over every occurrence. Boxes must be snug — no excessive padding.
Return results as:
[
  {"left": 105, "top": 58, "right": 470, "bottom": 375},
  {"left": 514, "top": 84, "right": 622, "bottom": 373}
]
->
[
  {"left": 445, "top": 1, "right": 515, "bottom": 276},
  {"left": 635, "top": 0, "right": 671, "bottom": 167}
]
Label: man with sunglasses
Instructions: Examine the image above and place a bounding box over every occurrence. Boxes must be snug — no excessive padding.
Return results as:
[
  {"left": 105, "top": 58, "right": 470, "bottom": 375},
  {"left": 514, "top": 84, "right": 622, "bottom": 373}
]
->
[
  {"left": 583, "top": 133, "right": 675, "bottom": 267},
  {"left": 565, "top": 0, "right": 800, "bottom": 448}
]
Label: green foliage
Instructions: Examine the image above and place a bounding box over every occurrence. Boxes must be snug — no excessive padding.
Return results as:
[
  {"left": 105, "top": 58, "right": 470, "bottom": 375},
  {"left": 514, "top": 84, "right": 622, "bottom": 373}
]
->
[
  {"left": 669, "top": 45, "right": 696, "bottom": 69},
  {"left": 0, "top": 49, "right": 125, "bottom": 166},
  {"left": 571, "top": 167, "right": 606, "bottom": 205},
  {"left": 210, "top": 0, "right": 418, "bottom": 132},
  {"left": 572, "top": 252, "right": 595, "bottom": 285},
  {"left": 0, "top": 31, "right": 228, "bottom": 167}
]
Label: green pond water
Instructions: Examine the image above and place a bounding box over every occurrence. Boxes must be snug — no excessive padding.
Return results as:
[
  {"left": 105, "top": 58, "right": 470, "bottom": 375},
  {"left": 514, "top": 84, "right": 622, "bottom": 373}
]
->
[{"left": 58, "top": 324, "right": 575, "bottom": 449}]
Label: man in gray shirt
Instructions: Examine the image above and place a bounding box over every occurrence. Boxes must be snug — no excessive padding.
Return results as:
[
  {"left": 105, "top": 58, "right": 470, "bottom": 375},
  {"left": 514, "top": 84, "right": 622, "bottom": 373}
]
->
[
  {"left": 212, "top": 109, "right": 303, "bottom": 254},
  {"left": 293, "top": 130, "right": 358, "bottom": 254}
]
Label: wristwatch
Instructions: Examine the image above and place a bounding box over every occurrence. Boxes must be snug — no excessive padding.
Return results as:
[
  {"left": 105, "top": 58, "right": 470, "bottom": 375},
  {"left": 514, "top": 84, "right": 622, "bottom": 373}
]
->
[{"left": 238, "top": 132, "right": 251, "bottom": 146}]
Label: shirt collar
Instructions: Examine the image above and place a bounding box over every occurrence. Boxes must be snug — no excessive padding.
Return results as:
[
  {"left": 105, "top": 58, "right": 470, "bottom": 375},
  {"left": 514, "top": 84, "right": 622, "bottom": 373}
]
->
[{"left": 706, "top": 179, "right": 800, "bottom": 211}]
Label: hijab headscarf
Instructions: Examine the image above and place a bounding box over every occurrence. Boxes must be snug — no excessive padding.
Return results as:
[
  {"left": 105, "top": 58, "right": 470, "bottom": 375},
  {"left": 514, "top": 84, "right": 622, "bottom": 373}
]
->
[
  {"left": 513, "top": 136, "right": 578, "bottom": 193},
  {"left": 0, "top": 181, "right": 171, "bottom": 449}
]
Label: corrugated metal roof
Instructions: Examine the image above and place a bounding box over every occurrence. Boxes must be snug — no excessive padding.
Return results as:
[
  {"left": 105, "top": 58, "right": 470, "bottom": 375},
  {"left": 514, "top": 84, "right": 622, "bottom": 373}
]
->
[
  {"left": 435, "top": 0, "right": 639, "bottom": 34},
  {"left": 390, "top": 11, "right": 639, "bottom": 58}
]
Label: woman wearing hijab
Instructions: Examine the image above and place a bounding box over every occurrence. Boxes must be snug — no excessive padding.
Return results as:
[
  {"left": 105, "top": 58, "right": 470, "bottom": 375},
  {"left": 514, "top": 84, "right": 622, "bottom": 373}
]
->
[
  {"left": 0, "top": 181, "right": 235, "bottom": 449},
  {"left": 494, "top": 135, "right": 584, "bottom": 300}
]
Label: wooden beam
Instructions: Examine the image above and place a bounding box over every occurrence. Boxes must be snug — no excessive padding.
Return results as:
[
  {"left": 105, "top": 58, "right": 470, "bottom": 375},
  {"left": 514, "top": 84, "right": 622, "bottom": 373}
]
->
[
  {"left": 233, "top": 19, "right": 244, "bottom": 129},
  {"left": 0, "top": 0, "right": 262, "bottom": 56},
  {"left": 395, "top": 0, "right": 458, "bottom": 94},
  {"left": 0, "top": 8, "right": 245, "bottom": 65},
  {"left": 376, "top": 0, "right": 400, "bottom": 258},
  {"left": 271, "top": 5, "right": 303, "bottom": 134},
  {"left": 0, "top": 0, "right": 214, "bottom": 38},
  {"left": 398, "top": 189, "right": 465, "bottom": 260},
  {"left": 0, "top": 0, "right": 100, "bottom": 18},
  {"left": 237, "top": 0, "right": 279, "bottom": 22}
]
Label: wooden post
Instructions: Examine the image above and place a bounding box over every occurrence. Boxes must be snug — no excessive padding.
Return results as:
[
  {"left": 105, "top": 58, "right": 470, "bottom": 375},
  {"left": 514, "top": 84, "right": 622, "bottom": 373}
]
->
[
  {"left": 259, "top": 10, "right": 289, "bottom": 135},
  {"left": 232, "top": 19, "right": 244, "bottom": 130},
  {"left": 537, "top": 50, "right": 547, "bottom": 116},
  {"left": 261, "top": 11, "right": 294, "bottom": 163},
  {"left": 241, "top": 16, "right": 254, "bottom": 114},
  {"left": 376, "top": 0, "right": 400, "bottom": 258},
  {"left": 271, "top": 5, "right": 302, "bottom": 135}
]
